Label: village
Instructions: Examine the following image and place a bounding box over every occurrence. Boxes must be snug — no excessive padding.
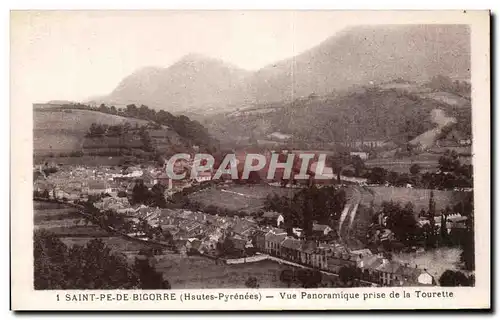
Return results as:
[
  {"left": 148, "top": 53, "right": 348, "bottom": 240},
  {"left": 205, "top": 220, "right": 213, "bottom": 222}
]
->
[{"left": 32, "top": 150, "right": 460, "bottom": 288}]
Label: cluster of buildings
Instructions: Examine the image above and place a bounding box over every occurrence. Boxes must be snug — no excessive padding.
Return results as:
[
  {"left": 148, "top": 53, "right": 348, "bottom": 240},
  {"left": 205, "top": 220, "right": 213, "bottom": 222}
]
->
[
  {"left": 34, "top": 160, "right": 437, "bottom": 288},
  {"left": 33, "top": 163, "right": 202, "bottom": 202},
  {"left": 100, "top": 195, "right": 434, "bottom": 287},
  {"left": 254, "top": 228, "right": 434, "bottom": 287}
]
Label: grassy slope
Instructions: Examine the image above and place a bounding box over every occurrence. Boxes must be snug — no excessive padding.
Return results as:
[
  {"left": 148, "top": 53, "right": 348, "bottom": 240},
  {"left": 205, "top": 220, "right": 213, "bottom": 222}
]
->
[
  {"left": 368, "top": 186, "right": 470, "bottom": 213},
  {"left": 152, "top": 254, "right": 294, "bottom": 289},
  {"left": 206, "top": 87, "right": 471, "bottom": 148},
  {"left": 188, "top": 184, "right": 297, "bottom": 213},
  {"left": 34, "top": 109, "right": 149, "bottom": 154},
  {"left": 33, "top": 201, "right": 109, "bottom": 237}
]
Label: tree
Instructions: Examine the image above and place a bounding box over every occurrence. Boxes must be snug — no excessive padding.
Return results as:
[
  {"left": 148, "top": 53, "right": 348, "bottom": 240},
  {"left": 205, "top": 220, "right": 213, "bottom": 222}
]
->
[
  {"left": 245, "top": 276, "right": 259, "bottom": 288},
  {"left": 117, "top": 191, "right": 127, "bottom": 198},
  {"left": 41, "top": 189, "right": 50, "bottom": 199},
  {"left": 409, "top": 164, "right": 421, "bottom": 175},
  {"left": 151, "top": 183, "right": 167, "bottom": 208},
  {"left": 460, "top": 211, "right": 475, "bottom": 271},
  {"left": 439, "top": 207, "right": 452, "bottom": 245},
  {"left": 131, "top": 179, "right": 151, "bottom": 205},
  {"left": 218, "top": 238, "right": 236, "bottom": 257},
  {"left": 439, "top": 270, "right": 470, "bottom": 287},
  {"left": 280, "top": 269, "right": 295, "bottom": 288},
  {"left": 297, "top": 269, "right": 322, "bottom": 288},
  {"left": 34, "top": 230, "right": 140, "bottom": 289},
  {"left": 438, "top": 150, "right": 460, "bottom": 173},
  {"left": 351, "top": 155, "right": 365, "bottom": 177},
  {"left": 382, "top": 201, "right": 418, "bottom": 245},
  {"left": 368, "top": 167, "right": 387, "bottom": 185},
  {"left": 427, "top": 190, "right": 435, "bottom": 216},
  {"left": 134, "top": 256, "right": 171, "bottom": 289},
  {"left": 338, "top": 266, "right": 357, "bottom": 287}
]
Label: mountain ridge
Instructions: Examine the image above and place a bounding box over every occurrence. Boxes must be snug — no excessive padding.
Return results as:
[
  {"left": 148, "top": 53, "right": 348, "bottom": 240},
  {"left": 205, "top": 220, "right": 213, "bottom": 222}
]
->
[{"left": 91, "top": 24, "right": 471, "bottom": 112}]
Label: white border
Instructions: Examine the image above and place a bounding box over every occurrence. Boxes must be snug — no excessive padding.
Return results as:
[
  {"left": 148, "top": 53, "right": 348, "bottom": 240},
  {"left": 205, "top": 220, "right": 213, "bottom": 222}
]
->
[{"left": 8, "top": 7, "right": 491, "bottom": 313}]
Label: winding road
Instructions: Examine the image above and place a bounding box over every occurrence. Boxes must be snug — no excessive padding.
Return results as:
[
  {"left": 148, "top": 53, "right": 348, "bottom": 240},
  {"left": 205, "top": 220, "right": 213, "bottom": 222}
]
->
[{"left": 338, "top": 185, "right": 374, "bottom": 249}]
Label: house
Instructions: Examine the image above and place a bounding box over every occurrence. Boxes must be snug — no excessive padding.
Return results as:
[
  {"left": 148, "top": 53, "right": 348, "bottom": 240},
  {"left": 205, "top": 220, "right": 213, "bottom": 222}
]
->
[
  {"left": 326, "top": 250, "right": 357, "bottom": 274},
  {"left": 459, "top": 138, "right": 472, "bottom": 146},
  {"left": 312, "top": 223, "right": 333, "bottom": 236},
  {"left": 358, "top": 255, "right": 384, "bottom": 283},
  {"left": 350, "top": 248, "right": 373, "bottom": 259},
  {"left": 311, "top": 248, "right": 329, "bottom": 270},
  {"left": 264, "top": 231, "right": 287, "bottom": 256},
  {"left": 231, "top": 220, "right": 257, "bottom": 238},
  {"left": 156, "top": 173, "right": 173, "bottom": 190},
  {"left": 350, "top": 151, "right": 369, "bottom": 160},
  {"left": 262, "top": 211, "right": 284, "bottom": 227},
  {"left": 141, "top": 172, "right": 157, "bottom": 186},
  {"left": 378, "top": 229, "right": 396, "bottom": 243},
  {"left": 309, "top": 162, "right": 335, "bottom": 185},
  {"left": 194, "top": 171, "right": 212, "bottom": 183},
  {"left": 87, "top": 181, "right": 111, "bottom": 195},
  {"left": 185, "top": 238, "right": 202, "bottom": 252},
  {"left": 53, "top": 187, "right": 66, "bottom": 200},
  {"left": 342, "top": 138, "right": 386, "bottom": 149},
  {"left": 374, "top": 259, "right": 404, "bottom": 286},
  {"left": 252, "top": 230, "right": 267, "bottom": 251},
  {"left": 358, "top": 255, "right": 434, "bottom": 287},
  {"left": 201, "top": 237, "right": 218, "bottom": 253},
  {"left": 300, "top": 241, "right": 316, "bottom": 266},
  {"left": 268, "top": 132, "right": 292, "bottom": 141},
  {"left": 292, "top": 228, "right": 304, "bottom": 238},
  {"left": 230, "top": 237, "right": 248, "bottom": 255},
  {"left": 436, "top": 128, "right": 470, "bottom": 148},
  {"left": 298, "top": 241, "right": 328, "bottom": 269},
  {"left": 280, "top": 237, "right": 303, "bottom": 263},
  {"left": 397, "top": 265, "right": 434, "bottom": 286},
  {"left": 33, "top": 181, "right": 54, "bottom": 194},
  {"left": 180, "top": 221, "right": 203, "bottom": 237}
]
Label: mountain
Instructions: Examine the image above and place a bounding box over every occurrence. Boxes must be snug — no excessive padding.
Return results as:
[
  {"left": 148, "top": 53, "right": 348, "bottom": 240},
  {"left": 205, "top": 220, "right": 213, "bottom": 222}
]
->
[
  {"left": 45, "top": 100, "right": 79, "bottom": 105},
  {"left": 34, "top": 107, "right": 219, "bottom": 164},
  {"left": 246, "top": 24, "right": 471, "bottom": 104},
  {"left": 96, "top": 24, "right": 470, "bottom": 112},
  {"left": 34, "top": 109, "right": 148, "bottom": 156},
  {"left": 102, "top": 54, "right": 251, "bottom": 112},
  {"left": 204, "top": 85, "right": 472, "bottom": 149}
]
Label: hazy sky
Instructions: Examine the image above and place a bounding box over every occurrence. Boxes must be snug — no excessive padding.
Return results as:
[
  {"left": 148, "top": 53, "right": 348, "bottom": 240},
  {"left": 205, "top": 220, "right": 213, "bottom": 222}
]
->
[{"left": 12, "top": 11, "right": 355, "bottom": 103}]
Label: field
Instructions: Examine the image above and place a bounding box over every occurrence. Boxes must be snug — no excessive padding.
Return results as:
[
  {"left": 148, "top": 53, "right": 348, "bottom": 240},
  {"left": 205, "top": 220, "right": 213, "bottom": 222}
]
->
[
  {"left": 61, "top": 236, "right": 151, "bottom": 253},
  {"left": 368, "top": 186, "right": 471, "bottom": 213},
  {"left": 188, "top": 184, "right": 298, "bottom": 213},
  {"left": 393, "top": 247, "right": 464, "bottom": 279},
  {"left": 365, "top": 154, "right": 442, "bottom": 174},
  {"left": 34, "top": 109, "right": 148, "bottom": 155},
  {"left": 34, "top": 155, "right": 126, "bottom": 166},
  {"left": 34, "top": 201, "right": 150, "bottom": 252},
  {"left": 34, "top": 201, "right": 107, "bottom": 237},
  {"left": 149, "top": 254, "right": 295, "bottom": 289}
]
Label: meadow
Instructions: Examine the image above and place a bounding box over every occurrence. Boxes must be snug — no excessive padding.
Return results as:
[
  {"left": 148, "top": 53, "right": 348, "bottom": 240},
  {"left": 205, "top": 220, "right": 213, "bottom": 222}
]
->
[
  {"left": 188, "top": 184, "right": 297, "bottom": 213},
  {"left": 368, "top": 186, "right": 470, "bottom": 213},
  {"left": 365, "top": 154, "right": 441, "bottom": 174},
  {"left": 150, "top": 253, "right": 295, "bottom": 289},
  {"left": 61, "top": 236, "right": 151, "bottom": 253},
  {"left": 34, "top": 201, "right": 107, "bottom": 237},
  {"left": 34, "top": 109, "right": 147, "bottom": 155}
]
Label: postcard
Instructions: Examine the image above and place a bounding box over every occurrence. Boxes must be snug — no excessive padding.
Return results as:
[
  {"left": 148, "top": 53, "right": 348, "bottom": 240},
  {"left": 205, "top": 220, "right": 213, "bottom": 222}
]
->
[{"left": 10, "top": 10, "right": 490, "bottom": 310}]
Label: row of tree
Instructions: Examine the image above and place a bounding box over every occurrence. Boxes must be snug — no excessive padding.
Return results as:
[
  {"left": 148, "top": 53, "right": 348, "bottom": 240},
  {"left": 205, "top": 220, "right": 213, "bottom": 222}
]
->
[
  {"left": 366, "top": 151, "right": 472, "bottom": 190},
  {"left": 264, "top": 186, "right": 346, "bottom": 238},
  {"left": 34, "top": 230, "right": 170, "bottom": 289},
  {"left": 90, "top": 103, "right": 218, "bottom": 153}
]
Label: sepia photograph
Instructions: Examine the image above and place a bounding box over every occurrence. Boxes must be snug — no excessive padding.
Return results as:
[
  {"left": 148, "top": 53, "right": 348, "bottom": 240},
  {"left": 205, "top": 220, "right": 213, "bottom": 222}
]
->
[{"left": 10, "top": 10, "right": 490, "bottom": 310}]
